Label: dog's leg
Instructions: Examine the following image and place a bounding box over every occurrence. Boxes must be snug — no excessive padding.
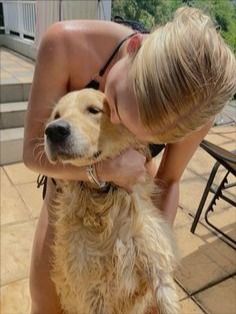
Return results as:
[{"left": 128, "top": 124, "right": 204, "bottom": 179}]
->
[
  {"left": 86, "top": 288, "right": 108, "bottom": 314},
  {"left": 135, "top": 248, "right": 179, "bottom": 314},
  {"left": 152, "top": 273, "right": 179, "bottom": 314},
  {"left": 133, "top": 223, "right": 179, "bottom": 314}
]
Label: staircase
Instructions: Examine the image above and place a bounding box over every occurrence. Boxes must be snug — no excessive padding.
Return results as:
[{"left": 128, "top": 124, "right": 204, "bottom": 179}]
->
[{"left": 0, "top": 47, "right": 34, "bottom": 165}]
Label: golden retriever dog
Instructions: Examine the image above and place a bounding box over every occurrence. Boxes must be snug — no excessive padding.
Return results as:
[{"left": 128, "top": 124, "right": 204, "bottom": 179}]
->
[{"left": 44, "top": 89, "right": 179, "bottom": 314}]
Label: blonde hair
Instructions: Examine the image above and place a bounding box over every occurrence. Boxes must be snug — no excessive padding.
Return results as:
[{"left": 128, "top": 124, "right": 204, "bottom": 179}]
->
[{"left": 129, "top": 7, "right": 236, "bottom": 143}]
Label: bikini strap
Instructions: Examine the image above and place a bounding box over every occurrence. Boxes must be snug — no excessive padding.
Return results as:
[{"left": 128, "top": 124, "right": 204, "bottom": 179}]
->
[
  {"left": 37, "top": 174, "right": 57, "bottom": 200},
  {"left": 98, "top": 31, "right": 138, "bottom": 77}
]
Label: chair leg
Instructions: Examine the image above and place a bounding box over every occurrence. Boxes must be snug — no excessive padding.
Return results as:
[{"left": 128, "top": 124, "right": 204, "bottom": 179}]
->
[
  {"left": 191, "top": 161, "right": 221, "bottom": 234},
  {"left": 204, "top": 171, "right": 236, "bottom": 246}
]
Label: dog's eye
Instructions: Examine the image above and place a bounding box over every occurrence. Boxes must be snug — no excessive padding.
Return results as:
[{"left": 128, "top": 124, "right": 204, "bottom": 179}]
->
[
  {"left": 54, "top": 112, "right": 60, "bottom": 119},
  {"left": 87, "top": 106, "right": 102, "bottom": 114}
]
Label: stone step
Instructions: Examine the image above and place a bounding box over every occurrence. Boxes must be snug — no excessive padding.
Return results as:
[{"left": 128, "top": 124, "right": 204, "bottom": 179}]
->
[
  {"left": 0, "top": 82, "right": 31, "bottom": 103},
  {"left": 0, "top": 101, "right": 28, "bottom": 129},
  {"left": 0, "top": 127, "right": 24, "bottom": 165},
  {"left": 0, "top": 34, "right": 37, "bottom": 60}
]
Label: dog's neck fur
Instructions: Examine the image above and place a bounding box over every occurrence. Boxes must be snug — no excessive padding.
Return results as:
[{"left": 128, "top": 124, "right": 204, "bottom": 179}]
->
[{"left": 51, "top": 177, "right": 154, "bottom": 238}]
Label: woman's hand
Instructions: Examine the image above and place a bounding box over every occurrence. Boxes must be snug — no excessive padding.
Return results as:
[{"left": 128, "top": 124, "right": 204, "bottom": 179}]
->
[{"left": 97, "top": 148, "right": 148, "bottom": 192}]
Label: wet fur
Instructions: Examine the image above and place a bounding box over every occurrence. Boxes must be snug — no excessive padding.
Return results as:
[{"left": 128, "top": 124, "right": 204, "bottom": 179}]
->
[{"left": 46, "top": 89, "right": 180, "bottom": 314}]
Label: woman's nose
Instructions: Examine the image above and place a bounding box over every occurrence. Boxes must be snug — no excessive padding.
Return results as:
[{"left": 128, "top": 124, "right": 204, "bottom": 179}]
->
[{"left": 110, "top": 107, "right": 120, "bottom": 124}]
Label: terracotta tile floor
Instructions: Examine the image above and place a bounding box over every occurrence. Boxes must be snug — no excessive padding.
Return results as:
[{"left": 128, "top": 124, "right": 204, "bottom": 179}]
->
[
  {"left": 0, "top": 47, "right": 35, "bottom": 84},
  {"left": 1, "top": 124, "right": 235, "bottom": 314},
  {"left": 1, "top": 46, "right": 235, "bottom": 313}
]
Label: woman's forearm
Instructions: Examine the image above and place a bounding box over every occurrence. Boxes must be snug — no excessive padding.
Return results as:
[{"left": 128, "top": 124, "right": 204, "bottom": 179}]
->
[
  {"left": 152, "top": 180, "right": 179, "bottom": 225},
  {"left": 23, "top": 143, "right": 89, "bottom": 181}
]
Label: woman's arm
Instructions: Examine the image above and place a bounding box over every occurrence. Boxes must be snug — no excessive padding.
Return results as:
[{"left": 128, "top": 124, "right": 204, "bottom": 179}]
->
[
  {"left": 23, "top": 22, "right": 93, "bottom": 181},
  {"left": 152, "top": 118, "right": 214, "bottom": 225}
]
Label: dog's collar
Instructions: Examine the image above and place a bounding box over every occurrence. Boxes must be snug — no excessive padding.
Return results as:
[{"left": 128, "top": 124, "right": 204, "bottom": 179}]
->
[
  {"left": 97, "top": 182, "right": 111, "bottom": 193},
  {"left": 80, "top": 181, "right": 115, "bottom": 194}
]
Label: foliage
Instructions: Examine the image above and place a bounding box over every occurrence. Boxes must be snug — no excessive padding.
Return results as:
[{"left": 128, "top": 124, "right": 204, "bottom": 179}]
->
[{"left": 112, "top": 0, "right": 236, "bottom": 51}]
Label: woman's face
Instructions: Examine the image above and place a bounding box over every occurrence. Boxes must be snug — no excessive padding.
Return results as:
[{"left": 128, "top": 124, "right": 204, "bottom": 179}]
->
[{"left": 105, "top": 57, "right": 154, "bottom": 142}]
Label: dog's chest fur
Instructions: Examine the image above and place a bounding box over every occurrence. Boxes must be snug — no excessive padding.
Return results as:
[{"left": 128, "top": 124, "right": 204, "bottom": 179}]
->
[{"left": 49, "top": 181, "right": 175, "bottom": 314}]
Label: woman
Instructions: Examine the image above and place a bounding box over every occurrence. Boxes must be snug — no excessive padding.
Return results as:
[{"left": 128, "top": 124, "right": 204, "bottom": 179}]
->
[{"left": 23, "top": 7, "right": 236, "bottom": 314}]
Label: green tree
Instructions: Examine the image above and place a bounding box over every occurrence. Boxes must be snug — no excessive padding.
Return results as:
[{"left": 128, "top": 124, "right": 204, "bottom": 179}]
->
[
  {"left": 190, "top": 0, "right": 236, "bottom": 51},
  {"left": 112, "top": 0, "right": 183, "bottom": 29},
  {"left": 112, "top": 0, "right": 236, "bottom": 50}
]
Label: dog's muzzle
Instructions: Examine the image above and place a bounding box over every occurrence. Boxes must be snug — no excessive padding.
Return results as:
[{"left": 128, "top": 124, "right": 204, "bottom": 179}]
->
[
  {"left": 45, "top": 120, "right": 71, "bottom": 144},
  {"left": 45, "top": 120, "right": 74, "bottom": 162}
]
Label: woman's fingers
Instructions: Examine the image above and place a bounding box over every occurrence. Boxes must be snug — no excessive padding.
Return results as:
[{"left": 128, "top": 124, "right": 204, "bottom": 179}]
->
[{"left": 98, "top": 148, "right": 148, "bottom": 189}]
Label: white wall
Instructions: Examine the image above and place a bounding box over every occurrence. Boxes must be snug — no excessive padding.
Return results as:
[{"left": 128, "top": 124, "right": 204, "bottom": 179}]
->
[{"left": 35, "top": 0, "right": 111, "bottom": 48}]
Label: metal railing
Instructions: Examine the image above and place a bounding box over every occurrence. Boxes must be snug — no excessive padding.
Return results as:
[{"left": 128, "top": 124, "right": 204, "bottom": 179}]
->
[
  {"left": 1, "top": 0, "right": 36, "bottom": 39},
  {"left": 0, "top": 0, "right": 111, "bottom": 44}
]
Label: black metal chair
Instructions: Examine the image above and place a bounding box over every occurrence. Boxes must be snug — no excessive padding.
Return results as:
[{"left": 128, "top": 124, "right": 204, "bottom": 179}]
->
[{"left": 191, "top": 140, "right": 236, "bottom": 247}]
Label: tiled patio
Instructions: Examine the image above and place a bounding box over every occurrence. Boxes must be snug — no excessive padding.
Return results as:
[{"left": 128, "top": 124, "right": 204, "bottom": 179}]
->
[
  {"left": 1, "top": 124, "right": 235, "bottom": 314},
  {"left": 1, "top": 47, "right": 235, "bottom": 314},
  {"left": 0, "top": 47, "right": 35, "bottom": 84}
]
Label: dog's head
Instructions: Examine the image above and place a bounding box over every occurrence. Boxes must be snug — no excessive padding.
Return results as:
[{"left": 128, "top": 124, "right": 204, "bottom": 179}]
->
[{"left": 44, "top": 89, "right": 137, "bottom": 166}]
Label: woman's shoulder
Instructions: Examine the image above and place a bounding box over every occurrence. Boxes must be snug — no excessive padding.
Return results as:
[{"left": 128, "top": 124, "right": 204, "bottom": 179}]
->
[
  {"left": 44, "top": 19, "right": 133, "bottom": 47},
  {"left": 40, "top": 19, "right": 134, "bottom": 63},
  {"left": 41, "top": 20, "right": 133, "bottom": 90}
]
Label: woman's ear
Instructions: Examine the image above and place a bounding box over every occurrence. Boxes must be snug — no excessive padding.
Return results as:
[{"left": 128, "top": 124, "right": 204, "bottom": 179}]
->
[{"left": 127, "top": 33, "right": 143, "bottom": 55}]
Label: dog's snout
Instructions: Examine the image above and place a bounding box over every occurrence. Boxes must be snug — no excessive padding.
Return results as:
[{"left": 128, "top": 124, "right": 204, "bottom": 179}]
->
[{"left": 45, "top": 120, "right": 71, "bottom": 143}]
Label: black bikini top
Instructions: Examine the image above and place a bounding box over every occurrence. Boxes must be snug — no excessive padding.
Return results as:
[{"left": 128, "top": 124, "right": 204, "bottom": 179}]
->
[
  {"left": 85, "top": 16, "right": 150, "bottom": 90},
  {"left": 85, "top": 31, "right": 137, "bottom": 90}
]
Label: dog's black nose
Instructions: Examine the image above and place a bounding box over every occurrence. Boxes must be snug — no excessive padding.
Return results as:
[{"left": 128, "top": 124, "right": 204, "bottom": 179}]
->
[{"left": 45, "top": 120, "right": 70, "bottom": 143}]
